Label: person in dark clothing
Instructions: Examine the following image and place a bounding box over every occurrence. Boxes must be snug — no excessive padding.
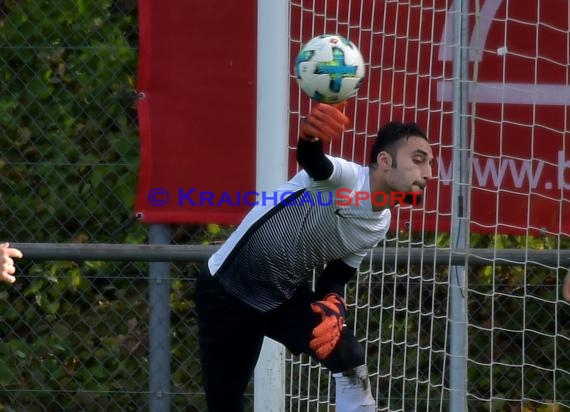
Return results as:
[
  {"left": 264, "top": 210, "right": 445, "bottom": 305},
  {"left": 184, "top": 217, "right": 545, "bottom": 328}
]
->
[{"left": 196, "top": 102, "right": 433, "bottom": 411}]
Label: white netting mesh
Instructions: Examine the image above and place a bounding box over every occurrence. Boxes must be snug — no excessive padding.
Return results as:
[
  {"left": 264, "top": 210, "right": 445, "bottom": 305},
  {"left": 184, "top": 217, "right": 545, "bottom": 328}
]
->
[{"left": 287, "top": 1, "right": 569, "bottom": 410}]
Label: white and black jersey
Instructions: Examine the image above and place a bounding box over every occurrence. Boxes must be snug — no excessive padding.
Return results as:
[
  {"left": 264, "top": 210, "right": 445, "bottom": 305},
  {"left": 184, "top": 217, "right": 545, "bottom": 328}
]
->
[{"left": 208, "top": 155, "right": 391, "bottom": 312}]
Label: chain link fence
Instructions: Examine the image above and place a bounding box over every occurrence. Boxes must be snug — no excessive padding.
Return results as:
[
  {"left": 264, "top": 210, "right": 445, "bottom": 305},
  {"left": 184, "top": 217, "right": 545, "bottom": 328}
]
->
[
  {"left": 0, "top": 1, "right": 213, "bottom": 410},
  {"left": 1, "top": 0, "right": 140, "bottom": 243},
  {"left": 1, "top": 1, "right": 569, "bottom": 411}
]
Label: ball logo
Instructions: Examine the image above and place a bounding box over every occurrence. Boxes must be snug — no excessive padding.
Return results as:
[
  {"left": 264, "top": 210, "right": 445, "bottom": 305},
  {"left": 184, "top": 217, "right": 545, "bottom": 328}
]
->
[
  {"left": 294, "top": 34, "right": 366, "bottom": 103},
  {"left": 315, "top": 47, "right": 358, "bottom": 93}
]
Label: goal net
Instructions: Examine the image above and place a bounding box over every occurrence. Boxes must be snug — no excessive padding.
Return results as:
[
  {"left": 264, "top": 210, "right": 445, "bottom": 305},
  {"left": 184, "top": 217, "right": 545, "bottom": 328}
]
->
[{"left": 286, "top": 0, "right": 570, "bottom": 410}]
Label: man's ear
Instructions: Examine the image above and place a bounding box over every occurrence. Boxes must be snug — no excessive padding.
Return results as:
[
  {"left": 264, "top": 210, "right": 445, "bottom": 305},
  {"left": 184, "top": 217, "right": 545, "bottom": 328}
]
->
[{"left": 376, "top": 151, "right": 392, "bottom": 170}]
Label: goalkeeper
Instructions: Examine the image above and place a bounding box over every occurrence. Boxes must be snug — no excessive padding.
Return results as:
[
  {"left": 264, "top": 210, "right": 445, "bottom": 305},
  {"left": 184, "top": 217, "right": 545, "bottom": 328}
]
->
[{"left": 196, "top": 103, "right": 433, "bottom": 412}]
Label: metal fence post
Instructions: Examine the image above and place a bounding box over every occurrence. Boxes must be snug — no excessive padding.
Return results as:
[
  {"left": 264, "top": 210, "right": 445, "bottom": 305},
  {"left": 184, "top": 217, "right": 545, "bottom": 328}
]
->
[
  {"left": 449, "top": 0, "right": 470, "bottom": 410},
  {"left": 149, "top": 224, "right": 172, "bottom": 411}
]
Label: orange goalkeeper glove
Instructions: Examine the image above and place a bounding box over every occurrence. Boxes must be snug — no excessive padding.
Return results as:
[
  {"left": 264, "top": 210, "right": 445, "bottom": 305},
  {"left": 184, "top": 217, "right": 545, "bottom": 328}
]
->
[
  {"left": 300, "top": 102, "right": 349, "bottom": 144},
  {"left": 309, "top": 293, "right": 347, "bottom": 360}
]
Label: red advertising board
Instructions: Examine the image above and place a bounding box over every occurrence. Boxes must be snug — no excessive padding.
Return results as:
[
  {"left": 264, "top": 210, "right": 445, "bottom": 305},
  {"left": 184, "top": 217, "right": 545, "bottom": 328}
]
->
[
  {"left": 428, "top": 0, "right": 570, "bottom": 235},
  {"left": 289, "top": 0, "right": 569, "bottom": 235},
  {"left": 135, "top": 0, "right": 257, "bottom": 224},
  {"left": 135, "top": 0, "right": 569, "bottom": 235}
]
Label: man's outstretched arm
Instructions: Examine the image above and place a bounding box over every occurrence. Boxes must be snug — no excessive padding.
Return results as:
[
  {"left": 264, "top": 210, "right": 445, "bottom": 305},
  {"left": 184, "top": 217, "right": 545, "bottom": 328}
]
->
[{"left": 296, "top": 103, "right": 349, "bottom": 181}]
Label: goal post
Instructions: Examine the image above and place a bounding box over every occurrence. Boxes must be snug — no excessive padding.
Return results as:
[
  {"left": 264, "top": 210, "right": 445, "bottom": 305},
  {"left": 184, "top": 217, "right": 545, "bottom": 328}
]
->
[{"left": 254, "top": 0, "right": 290, "bottom": 410}]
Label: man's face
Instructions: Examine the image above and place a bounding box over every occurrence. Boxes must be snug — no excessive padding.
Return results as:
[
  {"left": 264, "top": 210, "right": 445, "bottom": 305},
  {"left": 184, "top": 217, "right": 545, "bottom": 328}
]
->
[{"left": 385, "top": 136, "right": 434, "bottom": 203}]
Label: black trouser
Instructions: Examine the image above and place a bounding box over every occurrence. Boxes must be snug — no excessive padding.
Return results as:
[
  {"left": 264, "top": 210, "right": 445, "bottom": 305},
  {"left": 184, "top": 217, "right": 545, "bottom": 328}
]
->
[{"left": 195, "top": 268, "right": 366, "bottom": 412}]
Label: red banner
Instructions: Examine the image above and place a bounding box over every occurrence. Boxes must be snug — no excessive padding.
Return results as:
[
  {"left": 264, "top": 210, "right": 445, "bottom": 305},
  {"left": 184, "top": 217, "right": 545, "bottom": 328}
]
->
[
  {"left": 289, "top": 0, "right": 569, "bottom": 235},
  {"left": 135, "top": 0, "right": 257, "bottom": 224},
  {"left": 135, "top": 0, "right": 569, "bottom": 235},
  {"left": 425, "top": 0, "right": 570, "bottom": 235}
]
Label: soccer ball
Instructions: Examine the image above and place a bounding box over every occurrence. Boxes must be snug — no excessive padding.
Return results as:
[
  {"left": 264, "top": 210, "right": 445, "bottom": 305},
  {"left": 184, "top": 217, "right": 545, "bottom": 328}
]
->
[{"left": 294, "top": 34, "right": 366, "bottom": 103}]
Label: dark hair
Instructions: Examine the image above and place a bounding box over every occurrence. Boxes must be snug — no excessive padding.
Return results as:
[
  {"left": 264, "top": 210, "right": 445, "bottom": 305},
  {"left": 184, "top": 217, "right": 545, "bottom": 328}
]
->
[{"left": 369, "top": 121, "right": 428, "bottom": 166}]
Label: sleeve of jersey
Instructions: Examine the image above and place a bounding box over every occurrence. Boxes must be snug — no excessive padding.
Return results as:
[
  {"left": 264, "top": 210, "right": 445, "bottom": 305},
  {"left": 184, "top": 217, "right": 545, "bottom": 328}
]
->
[
  {"left": 309, "top": 155, "right": 359, "bottom": 193},
  {"left": 340, "top": 250, "right": 368, "bottom": 269}
]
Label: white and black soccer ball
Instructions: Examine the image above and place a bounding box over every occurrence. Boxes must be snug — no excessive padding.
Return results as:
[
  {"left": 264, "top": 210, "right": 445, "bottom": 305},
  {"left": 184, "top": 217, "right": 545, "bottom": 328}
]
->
[{"left": 294, "top": 34, "right": 366, "bottom": 103}]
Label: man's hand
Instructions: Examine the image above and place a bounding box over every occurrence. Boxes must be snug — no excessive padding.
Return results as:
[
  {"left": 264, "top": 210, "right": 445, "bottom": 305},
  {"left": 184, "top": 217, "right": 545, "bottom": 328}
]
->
[
  {"left": 0, "top": 243, "right": 23, "bottom": 284},
  {"left": 300, "top": 102, "right": 349, "bottom": 144},
  {"left": 309, "top": 293, "right": 347, "bottom": 359}
]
